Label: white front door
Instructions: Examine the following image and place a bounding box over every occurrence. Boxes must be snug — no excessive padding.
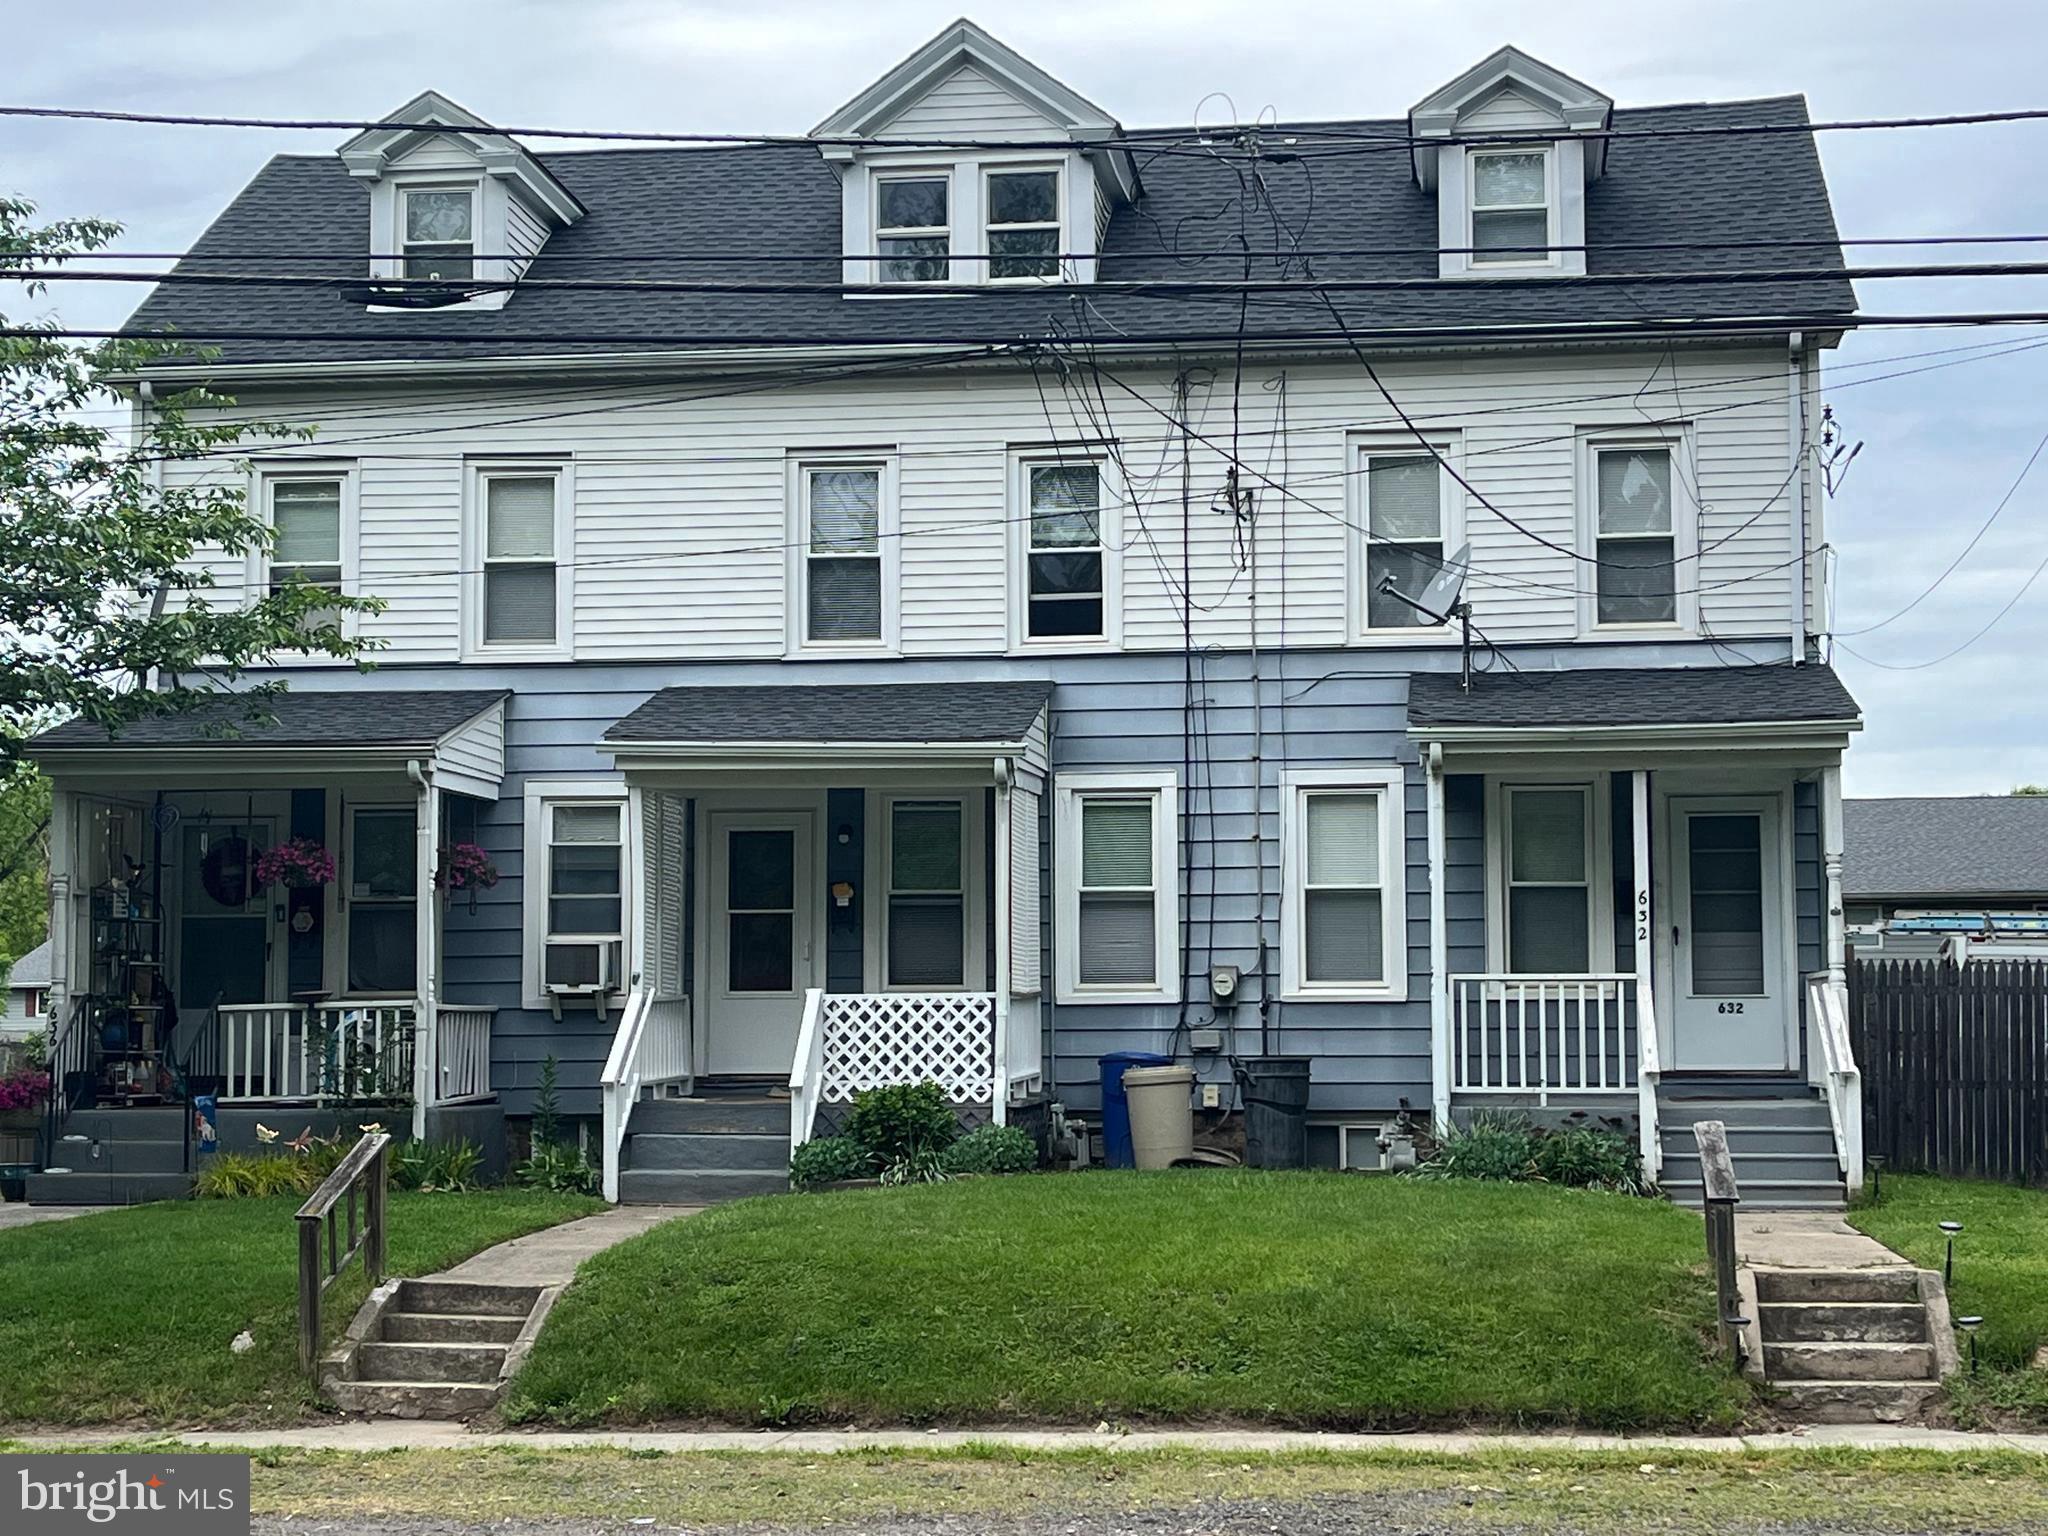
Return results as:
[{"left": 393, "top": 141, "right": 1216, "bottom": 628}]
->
[
  {"left": 705, "top": 811, "right": 816, "bottom": 1076},
  {"left": 1669, "top": 796, "right": 1791, "bottom": 1071}
]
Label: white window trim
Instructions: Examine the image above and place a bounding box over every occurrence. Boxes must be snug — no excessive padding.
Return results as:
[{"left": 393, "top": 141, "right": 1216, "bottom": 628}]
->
[
  {"left": 1435, "top": 139, "right": 1587, "bottom": 281},
  {"left": 1484, "top": 776, "right": 1615, "bottom": 975},
  {"left": 1007, "top": 446, "right": 1123, "bottom": 653},
  {"left": 521, "top": 778, "right": 632, "bottom": 1010},
  {"left": 246, "top": 462, "right": 360, "bottom": 643},
  {"left": 982, "top": 163, "right": 1066, "bottom": 286},
  {"left": 785, "top": 451, "right": 901, "bottom": 658},
  {"left": 1053, "top": 769, "right": 1179, "bottom": 1005},
  {"left": 462, "top": 458, "right": 574, "bottom": 661},
  {"left": 1465, "top": 145, "right": 1560, "bottom": 271},
  {"left": 863, "top": 790, "right": 988, "bottom": 993},
  {"left": 399, "top": 182, "right": 480, "bottom": 281},
  {"left": 873, "top": 167, "right": 956, "bottom": 287},
  {"left": 1576, "top": 428, "right": 1699, "bottom": 636},
  {"left": 1280, "top": 766, "right": 1409, "bottom": 1002},
  {"left": 1345, "top": 432, "right": 1464, "bottom": 644},
  {"left": 841, "top": 149, "right": 1093, "bottom": 290},
  {"left": 342, "top": 801, "right": 418, "bottom": 1000}
]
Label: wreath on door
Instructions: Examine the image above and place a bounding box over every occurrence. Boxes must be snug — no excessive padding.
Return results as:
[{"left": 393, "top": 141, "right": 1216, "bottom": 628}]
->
[{"left": 200, "top": 835, "right": 255, "bottom": 907}]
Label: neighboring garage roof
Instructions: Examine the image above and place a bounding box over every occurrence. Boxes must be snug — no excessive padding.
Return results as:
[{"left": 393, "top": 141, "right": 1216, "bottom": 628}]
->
[
  {"left": 1407, "top": 663, "right": 1860, "bottom": 731},
  {"left": 606, "top": 680, "right": 1054, "bottom": 746},
  {"left": 6, "top": 939, "right": 52, "bottom": 991},
  {"left": 29, "top": 688, "right": 509, "bottom": 749},
  {"left": 1844, "top": 796, "right": 2048, "bottom": 901}
]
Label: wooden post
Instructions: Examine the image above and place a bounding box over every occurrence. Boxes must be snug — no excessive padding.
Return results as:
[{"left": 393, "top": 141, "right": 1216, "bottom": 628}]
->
[
  {"left": 365, "top": 1139, "right": 388, "bottom": 1285},
  {"left": 1693, "top": 1118, "right": 1744, "bottom": 1366},
  {"left": 297, "top": 1214, "right": 322, "bottom": 1376}
]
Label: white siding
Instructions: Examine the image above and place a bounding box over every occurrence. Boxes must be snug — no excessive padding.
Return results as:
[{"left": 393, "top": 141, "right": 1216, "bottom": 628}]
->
[
  {"left": 163, "top": 345, "right": 1806, "bottom": 663},
  {"left": 875, "top": 64, "right": 1056, "bottom": 139},
  {"left": 1460, "top": 86, "right": 1563, "bottom": 133},
  {"left": 505, "top": 194, "right": 551, "bottom": 282},
  {"left": 437, "top": 699, "right": 506, "bottom": 794}
]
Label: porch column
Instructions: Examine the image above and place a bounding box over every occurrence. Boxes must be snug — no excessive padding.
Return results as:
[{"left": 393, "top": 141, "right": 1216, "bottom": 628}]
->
[
  {"left": 46, "top": 785, "right": 74, "bottom": 1022},
  {"left": 1425, "top": 748, "right": 1450, "bottom": 1129},
  {"left": 1631, "top": 770, "right": 1660, "bottom": 1180},
  {"left": 1630, "top": 771, "right": 1654, "bottom": 986},
  {"left": 1821, "top": 763, "right": 1846, "bottom": 987},
  {"left": 410, "top": 765, "right": 440, "bottom": 1139},
  {"left": 991, "top": 767, "right": 1011, "bottom": 1125}
]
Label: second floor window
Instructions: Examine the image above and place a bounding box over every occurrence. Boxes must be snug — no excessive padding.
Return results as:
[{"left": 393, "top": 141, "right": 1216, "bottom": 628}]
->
[
  {"left": 1594, "top": 445, "right": 1679, "bottom": 625},
  {"left": 1469, "top": 149, "right": 1549, "bottom": 263},
  {"left": 402, "top": 187, "right": 475, "bottom": 281},
  {"left": 987, "top": 168, "right": 1060, "bottom": 280},
  {"left": 1025, "top": 460, "right": 1104, "bottom": 639},
  {"left": 480, "top": 470, "right": 561, "bottom": 646},
  {"left": 803, "top": 465, "right": 884, "bottom": 643},
  {"left": 1363, "top": 454, "right": 1447, "bottom": 629},
  {"left": 877, "top": 176, "right": 949, "bottom": 283},
  {"left": 266, "top": 477, "right": 343, "bottom": 596}
]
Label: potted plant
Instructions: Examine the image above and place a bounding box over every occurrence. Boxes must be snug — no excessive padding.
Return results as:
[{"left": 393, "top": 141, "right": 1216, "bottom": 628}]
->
[
  {"left": 255, "top": 837, "right": 336, "bottom": 891},
  {"left": 0, "top": 1064, "right": 51, "bottom": 1133},
  {"left": 435, "top": 841, "right": 500, "bottom": 914}
]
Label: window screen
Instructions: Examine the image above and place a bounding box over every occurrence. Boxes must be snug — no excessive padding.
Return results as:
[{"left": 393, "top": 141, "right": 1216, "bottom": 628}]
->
[
  {"left": 1078, "top": 797, "right": 1156, "bottom": 986},
  {"left": 1506, "top": 787, "right": 1591, "bottom": 974},
  {"left": 1470, "top": 151, "right": 1548, "bottom": 262},
  {"left": 1301, "top": 791, "right": 1386, "bottom": 984},
  {"left": 1026, "top": 461, "right": 1104, "bottom": 638},
  {"left": 805, "top": 466, "right": 882, "bottom": 641}
]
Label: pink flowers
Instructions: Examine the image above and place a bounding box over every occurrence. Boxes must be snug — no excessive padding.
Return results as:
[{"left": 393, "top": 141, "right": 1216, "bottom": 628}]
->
[
  {"left": 255, "top": 837, "right": 336, "bottom": 890},
  {"left": 436, "top": 842, "right": 499, "bottom": 892},
  {"left": 0, "top": 1067, "right": 51, "bottom": 1111}
]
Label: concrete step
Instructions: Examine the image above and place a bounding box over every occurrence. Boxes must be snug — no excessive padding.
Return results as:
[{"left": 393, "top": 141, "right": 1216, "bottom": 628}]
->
[
  {"left": 1660, "top": 1100, "right": 1831, "bottom": 1130},
  {"left": 1763, "top": 1340, "right": 1937, "bottom": 1382},
  {"left": 1659, "top": 1152, "right": 1845, "bottom": 1186},
  {"left": 396, "top": 1279, "right": 542, "bottom": 1317},
  {"left": 1759, "top": 1302, "right": 1928, "bottom": 1344},
  {"left": 324, "top": 1378, "right": 503, "bottom": 1420},
  {"left": 1661, "top": 1125, "right": 1837, "bottom": 1156},
  {"left": 625, "top": 1131, "right": 788, "bottom": 1172},
  {"left": 356, "top": 1340, "right": 508, "bottom": 1385},
  {"left": 61, "top": 1108, "right": 188, "bottom": 1141},
  {"left": 381, "top": 1311, "right": 527, "bottom": 1345},
  {"left": 1755, "top": 1268, "right": 1922, "bottom": 1305},
  {"left": 23, "top": 1170, "right": 192, "bottom": 1205},
  {"left": 618, "top": 1167, "right": 788, "bottom": 1204},
  {"left": 1771, "top": 1380, "right": 1945, "bottom": 1425},
  {"left": 1668, "top": 1179, "right": 1846, "bottom": 1211},
  {"left": 629, "top": 1097, "right": 785, "bottom": 1136}
]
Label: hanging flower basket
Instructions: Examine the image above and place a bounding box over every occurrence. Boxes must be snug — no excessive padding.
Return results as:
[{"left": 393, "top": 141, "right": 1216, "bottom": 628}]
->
[
  {"left": 436, "top": 842, "right": 500, "bottom": 913},
  {"left": 255, "top": 837, "right": 336, "bottom": 890}
]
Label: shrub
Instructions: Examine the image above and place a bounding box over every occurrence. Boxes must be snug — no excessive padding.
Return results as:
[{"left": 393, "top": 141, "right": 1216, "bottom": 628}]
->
[
  {"left": 938, "top": 1123, "right": 1038, "bottom": 1176},
  {"left": 1408, "top": 1111, "right": 1538, "bottom": 1182},
  {"left": 193, "top": 1151, "right": 315, "bottom": 1199},
  {"left": 1533, "top": 1122, "right": 1646, "bottom": 1194},
  {"left": 789, "top": 1136, "right": 876, "bottom": 1190},
  {"left": 393, "top": 1137, "right": 485, "bottom": 1192},
  {"left": 517, "top": 1141, "right": 598, "bottom": 1196},
  {"left": 1409, "top": 1113, "right": 1648, "bottom": 1194},
  {"left": 878, "top": 1147, "right": 950, "bottom": 1186},
  {"left": 843, "top": 1081, "right": 956, "bottom": 1164}
]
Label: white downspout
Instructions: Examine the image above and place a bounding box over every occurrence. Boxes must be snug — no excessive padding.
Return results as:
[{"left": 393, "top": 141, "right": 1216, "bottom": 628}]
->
[
  {"left": 991, "top": 759, "right": 1011, "bottom": 1126},
  {"left": 1788, "top": 332, "right": 1808, "bottom": 665},
  {"left": 1425, "top": 742, "right": 1451, "bottom": 1130},
  {"left": 407, "top": 758, "right": 439, "bottom": 1140}
]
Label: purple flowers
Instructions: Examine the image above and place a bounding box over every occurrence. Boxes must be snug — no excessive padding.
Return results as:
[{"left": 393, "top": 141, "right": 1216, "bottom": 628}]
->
[
  {"left": 437, "top": 841, "right": 500, "bottom": 892},
  {"left": 255, "top": 837, "right": 336, "bottom": 890},
  {"left": 0, "top": 1067, "right": 51, "bottom": 1111}
]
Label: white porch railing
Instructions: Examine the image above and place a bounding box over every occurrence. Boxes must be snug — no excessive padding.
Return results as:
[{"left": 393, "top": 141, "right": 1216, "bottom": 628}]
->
[
  {"left": 435, "top": 1006, "right": 496, "bottom": 1104},
  {"left": 599, "top": 987, "right": 693, "bottom": 1203},
  {"left": 1636, "top": 976, "right": 1662, "bottom": 1183},
  {"left": 788, "top": 988, "right": 998, "bottom": 1152},
  {"left": 1452, "top": 974, "right": 1644, "bottom": 1100},
  {"left": 1806, "top": 971, "right": 1864, "bottom": 1194},
  {"left": 200, "top": 1002, "right": 418, "bottom": 1104}
]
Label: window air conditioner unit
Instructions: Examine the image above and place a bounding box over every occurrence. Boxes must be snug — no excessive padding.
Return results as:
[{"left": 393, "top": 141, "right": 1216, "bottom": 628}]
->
[{"left": 545, "top": 939, "right": 623, "bottom": 1020}]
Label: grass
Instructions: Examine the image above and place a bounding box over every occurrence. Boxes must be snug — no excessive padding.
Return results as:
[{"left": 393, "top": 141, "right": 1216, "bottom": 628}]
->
[
  {"left": 510, "top": 1170, "right": 1750, "bottom": 1430},
  {"left": 0, "top": 1190, "right": 601, "bottom": 1426},
  {"left": 1849, "top": 1172, "right": 2048, "bottom": 1423},
  {"left": 33, "top": 1444, "right": 2048, "bottom": 1534}
]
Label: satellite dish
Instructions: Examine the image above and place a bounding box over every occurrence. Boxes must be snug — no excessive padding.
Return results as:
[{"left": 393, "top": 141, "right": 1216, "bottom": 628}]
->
[{"left": 1413, "top": 541, "right": 1472, "bottom": 623}]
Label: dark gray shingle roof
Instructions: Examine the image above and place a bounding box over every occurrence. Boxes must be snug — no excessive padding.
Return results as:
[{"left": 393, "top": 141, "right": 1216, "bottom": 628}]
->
[
  {"left": 121, "top": 96, "right": 1853, "bottom": 368},
  {"left": 1844, "top": 796, "right": 2048, "bottom": 900},
  {"left": 30, "top": 688, "right": 508, "bottom": 749},
  {"left": 1406, "top": 663, "right": 1859, "bottom": 729},
  {"left": 6, "top": 939, "right": 52, "bottom": 990},
  {"left": 606, "top": 680, "right": 1052, "bottom": 744}
]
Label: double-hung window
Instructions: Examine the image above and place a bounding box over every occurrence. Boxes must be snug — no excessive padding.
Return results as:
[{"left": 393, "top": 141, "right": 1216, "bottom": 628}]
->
[
  {"left": 1020, "top": 457, "right": 1106, "bottom": 641},
  {"left": 346, "top": 806, "right": 416, "bottom": 995},
  {"left": 266, "top": 477, "right": 345, "bottom": 597},
  {"left": 1591, "top": 443, "right": 1680, "bottom": 626},
  {"left": 1469, "top": 149, "right": 1551, "bottom": 264},
  {"left": 401, "top": 187, "right": 476, "bottom": 281},
  {"left": 1281, "top": 768, "right": 1406, "bottom": 999},
  {"left": 885, "top": 799, "right": 967, "bottom": 989},
  {"left": 521, "top": 783, "right": 630, "bottom": 1004},
  {"left": 986, "top": 168, "right": 1061, "bottom": 280},
  {"left": 797, "top": 462, "right": 890, "bottom": 647},
  {"left": 1055, "top": 772, "right": 1177, "bottom": 1003},
  {"left": 472, "top": 464, "right": 566, "bottom": 652},
  {"left": 876, "top": 175, "right": 950, "bottom": 284},
  {"left": 1503, "top": 785, "right": 1594, "bottom": 974},
  {"left": 1361, "top": 450, "right": 1455, "bottom": 630}
]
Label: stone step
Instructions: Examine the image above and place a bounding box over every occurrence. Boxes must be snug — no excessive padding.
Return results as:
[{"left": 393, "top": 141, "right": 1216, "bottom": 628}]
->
[
  {"left": 1758, "top": 1301, "right": 1928, "bottom": 1344},
  {"left": 324, "top": 1378, "right": 503, "bottom": 1420},
  {"left": 629, "top": 1097, "right": 785, "bottom": 1136},
  {"left": 1667, "top": 1179, "right": 1846, "bottom": 1211},
  {"left": 1755, "top": 1268, "right": 1922, "bottom": 1305},
  {"left": 381, "top": 1311, "right": 527, "bottom": 1345},
  {"left": 1770, "top": 1380, "right": 1945, "bottom": 1425},
  {"left": 625, "top": 1131, "right": 788, "bottom": 1172},
  {"left": 1661, "top": 1125, "right": 1838, "bottom": 1156},
  {"left": 618, "top": 1167, "right": 788, "bottom": 1204},
  {"left": 396, "top": 1279, "right": 542, "bottom": 1317},
  {"left": 355, "top": 1340, "right": 508, "bottom": 1385},
  {"left": 23, "top": 1170, "right": 192, "bottom": 1205},
  {"left": 1764, "top": 1340, "right": 1937, "bottom": 1382}
]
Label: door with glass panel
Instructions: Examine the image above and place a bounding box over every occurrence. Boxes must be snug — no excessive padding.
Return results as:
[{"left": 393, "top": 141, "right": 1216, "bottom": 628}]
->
[
  {"left": 884, "top": 799, "right": 970, "bottom": 989},
  {"left": 706, "top": 812, "right": 815, "bottom": 1075},
  {"left": 1669, "top": 797, "right": 1788, "bottom": 1070}
]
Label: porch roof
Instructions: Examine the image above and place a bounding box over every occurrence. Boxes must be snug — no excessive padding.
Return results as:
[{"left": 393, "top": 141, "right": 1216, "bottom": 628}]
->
[{"left": 27, "top": 687, "right": 510, "bottom": 795}]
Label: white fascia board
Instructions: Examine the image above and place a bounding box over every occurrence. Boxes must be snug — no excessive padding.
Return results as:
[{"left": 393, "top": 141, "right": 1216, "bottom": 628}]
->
[
  {"left": 1408, "top": 718, "right": 1860, "bottom": 757},
  {"left": 811, "top": 18, "right": 1119, "bottom": 141},
  {"left": 606, "top": 739, "right": 1030, "bottom": 768}
]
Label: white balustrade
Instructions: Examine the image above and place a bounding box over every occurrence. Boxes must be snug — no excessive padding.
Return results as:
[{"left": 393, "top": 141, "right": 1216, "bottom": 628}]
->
[
  {"left": 1451, "top": 974, "right": 1643, "bottom": 1101},
  {"left": 1806, "top": 972, "right": 1864, "bottom": 1194},
  {"left": 205, "top": 1001, "right": 417, "bottom": 1104},
  {"left": 599, "top": 988, "right": 693, "bottom": 1202},
  {"left": 788, "top": 990, "right": 997, "bottom": 1153}
]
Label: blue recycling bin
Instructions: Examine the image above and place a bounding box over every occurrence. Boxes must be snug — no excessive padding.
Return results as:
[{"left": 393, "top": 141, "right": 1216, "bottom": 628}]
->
[{"left": 1097, "top": 1051, "right": 1173, "bottom": 1168}]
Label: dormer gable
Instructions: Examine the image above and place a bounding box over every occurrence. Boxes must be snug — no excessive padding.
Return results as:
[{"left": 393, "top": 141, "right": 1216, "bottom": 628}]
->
[
  {"left": 811, "top": 19, "right": 1138, "bottom": 288},
  {"left": 338, "top": 91, "right": 584, "bottom": 310},
  {"left": 1408, "top": 47, "right": 1614, "bottom": 280}
]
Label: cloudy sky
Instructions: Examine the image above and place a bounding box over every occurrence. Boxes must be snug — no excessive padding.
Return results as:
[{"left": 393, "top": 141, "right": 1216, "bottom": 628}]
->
[{"left": 6, "top": 0, "right": 2044, "bottom": 796}]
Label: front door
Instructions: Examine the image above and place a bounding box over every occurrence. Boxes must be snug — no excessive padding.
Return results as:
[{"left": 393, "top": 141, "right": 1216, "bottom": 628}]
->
[
  {"left": 176, "top": 819, "right": 278, "bottom": 1012},
  {"left": 705, "top": 811, "right": 815, "bottom": 1076},
  {"left": 1669, "top": 797, "right": 1790, "bottom": 1071}
]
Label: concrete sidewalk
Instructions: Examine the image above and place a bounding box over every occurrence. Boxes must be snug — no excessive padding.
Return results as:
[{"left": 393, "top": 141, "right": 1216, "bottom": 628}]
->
[
  {"left": 1735, "top": 1210, "right": 1911, "bottom": 1270},
  {"left": 432, "top": 1203, "right": 698, "bottom": 1287},
  {"left": 15, "top": 1424, "right": 2048, "bottom": 1454}
]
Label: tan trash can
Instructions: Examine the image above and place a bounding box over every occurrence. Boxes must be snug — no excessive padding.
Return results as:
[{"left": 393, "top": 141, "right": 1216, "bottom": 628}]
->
[{"left": 1121, "top": 1064, "right": 1196, "bottom": 1169}]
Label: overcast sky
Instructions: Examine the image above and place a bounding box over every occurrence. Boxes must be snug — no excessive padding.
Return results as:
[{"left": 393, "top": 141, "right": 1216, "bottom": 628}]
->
[{"left": 6, "top": 0, "right": 2045, "bottom": 797}]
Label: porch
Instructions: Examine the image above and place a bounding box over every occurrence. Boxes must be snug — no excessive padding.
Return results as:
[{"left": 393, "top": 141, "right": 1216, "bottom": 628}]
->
[{"left": 597, "top": 680, "right": 1054, "bottom": 1201}]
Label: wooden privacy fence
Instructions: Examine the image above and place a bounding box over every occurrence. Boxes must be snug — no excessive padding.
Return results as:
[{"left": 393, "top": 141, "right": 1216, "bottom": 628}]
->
[{"left": 1847, "top": 957, "right": 2048, "bottom": 1184}]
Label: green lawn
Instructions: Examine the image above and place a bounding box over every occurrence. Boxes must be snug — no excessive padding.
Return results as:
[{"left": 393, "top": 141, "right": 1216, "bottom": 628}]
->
[
  {"left": 1849, "top": 1173, "right": 2048, "bottom": 1422},
  {"left": 0, "top": 1190, "right": 601, "bottom": 1426},
  {"left": 510, "top": 1171, "right": 1749, "bottom": 1431}
]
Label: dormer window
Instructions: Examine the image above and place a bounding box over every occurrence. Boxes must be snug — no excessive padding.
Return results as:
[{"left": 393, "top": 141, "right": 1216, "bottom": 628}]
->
[
  {"left": 1469, "top": 149, "right": 1551, "bottom": 264},
  {"left": 402, "top": 187, "right": 477, "bottom": 281},
  {"left": 987, "top": 168, "right": 1060, "bottom": 280},
  {"left": 877, "top": 175, "right": 951, "bottom": 284}
]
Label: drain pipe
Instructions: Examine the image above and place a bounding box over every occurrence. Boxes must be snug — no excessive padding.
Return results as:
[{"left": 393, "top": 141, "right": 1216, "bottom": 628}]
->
[{"left": 1788, "top": 333, "right": 1809, "bottom": 665}]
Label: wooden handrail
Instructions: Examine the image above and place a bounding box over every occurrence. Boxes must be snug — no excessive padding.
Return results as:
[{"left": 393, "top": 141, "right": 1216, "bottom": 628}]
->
[
  {"left": 1692, "top": 1119, "right": 1746, "bottom": 1368},
  {"left": 295, "top": 1130, "right": 390, "bottom": 1381}
]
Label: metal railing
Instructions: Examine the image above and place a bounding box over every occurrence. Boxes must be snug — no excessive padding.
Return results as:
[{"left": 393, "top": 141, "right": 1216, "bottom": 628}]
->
[
  {"left": 599, "top": 988, "right": 692, "bottom": 1202},
  {"left": 40, "top": 997, "right": 91, "bottom": 1168},
  {"left": 296, "top": 1130, "right": 390, "bottom": 1383},
  {"left": 1693, "top": 1119, "right": 1747, "bottom": 1369},
  {"left": 1806, "top": 971, "right": 1864, "bottom": 1195}
]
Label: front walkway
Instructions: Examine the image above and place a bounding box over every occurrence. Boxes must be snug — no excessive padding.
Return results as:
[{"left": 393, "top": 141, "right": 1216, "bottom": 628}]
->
[
  {"left": 0, "top": 1203, "right": 96, "bottom": 1231},
  {"left": 1736, "top": 1210, "right": 1914, "bottom": 1269},
  {"left": 433, "top": 1203, "right": 699, "bottom": 1287}
]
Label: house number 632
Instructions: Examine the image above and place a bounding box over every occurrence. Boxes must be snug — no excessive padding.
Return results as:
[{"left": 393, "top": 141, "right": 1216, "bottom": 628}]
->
[{"left": 1717, "top": 1001, "right": 1745, "bottom": 1014}]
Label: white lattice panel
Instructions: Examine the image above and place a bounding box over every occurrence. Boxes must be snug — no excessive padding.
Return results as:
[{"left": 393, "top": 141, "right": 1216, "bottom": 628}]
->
[
  {"left": 1008, "top": 786, "right": 1041, "bottom": 997},
  {"left": 819, "top": 992, "right": 997, "bottom": 1104}
]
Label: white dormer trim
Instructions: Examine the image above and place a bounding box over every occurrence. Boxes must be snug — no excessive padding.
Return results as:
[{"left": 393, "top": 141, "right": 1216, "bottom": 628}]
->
[{"left": 1408, "top": 47, "right": 1612, "bottom": 282}]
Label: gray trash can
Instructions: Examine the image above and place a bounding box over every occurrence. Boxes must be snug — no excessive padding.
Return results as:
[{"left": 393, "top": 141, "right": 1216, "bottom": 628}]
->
[{"left": 1122, "top": 1065, "right": 1195, "bottom": 1169}]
